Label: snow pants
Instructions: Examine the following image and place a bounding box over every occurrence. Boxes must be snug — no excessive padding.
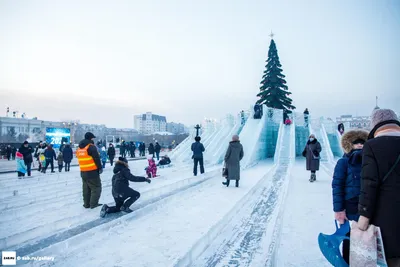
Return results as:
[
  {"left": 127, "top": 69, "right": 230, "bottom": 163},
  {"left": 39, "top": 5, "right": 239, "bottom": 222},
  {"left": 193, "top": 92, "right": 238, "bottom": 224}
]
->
[{"left": 107, "top": 188, "right": 140, "bottom": 213}]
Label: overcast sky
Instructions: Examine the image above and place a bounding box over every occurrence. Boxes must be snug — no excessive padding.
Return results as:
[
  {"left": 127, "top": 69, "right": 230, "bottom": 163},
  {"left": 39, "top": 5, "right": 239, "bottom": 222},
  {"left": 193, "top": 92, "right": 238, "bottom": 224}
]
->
[{"left": 1, "top": 0, "right": 399, "bottom": 128}]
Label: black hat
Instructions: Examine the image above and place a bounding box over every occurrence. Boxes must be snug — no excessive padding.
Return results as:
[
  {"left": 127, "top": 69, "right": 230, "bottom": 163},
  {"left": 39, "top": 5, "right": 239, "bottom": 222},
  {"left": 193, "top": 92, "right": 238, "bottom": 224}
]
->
[
  {"left": 118, "top": 157, "right": 128, "bottom": 163},
  {"left": 84, "top": 132, "right": 96, "bottom": 140},
  {"left": 195, "top": 136, "right": 201, "bottom": 142},
  {"left": 352, "top": 139, "right": 365, "bottom": 145},
  {"left": 23, "top": 141, "right": 29, "bottom": 145}
]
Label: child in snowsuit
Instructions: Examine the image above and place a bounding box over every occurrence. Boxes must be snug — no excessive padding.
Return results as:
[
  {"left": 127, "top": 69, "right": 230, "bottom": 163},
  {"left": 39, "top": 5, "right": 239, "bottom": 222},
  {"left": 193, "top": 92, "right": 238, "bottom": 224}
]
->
[
  {"left": 100, "top": 157, "right": 151, "bottom": 217},
  {"left": 16, "top": 151, "right": 27, "bottom": 178},
  {"left": 57, "top": 151, "right": 64, "bottom": 172},
  {"left": 332, "top": 129, "right": 368, "bottom": 264},
  {"left": 146, "top": 156, "right": 157, "bottom": 178},
  {"left": 100, "top": 147, "right": 107, "bottom": 169}
]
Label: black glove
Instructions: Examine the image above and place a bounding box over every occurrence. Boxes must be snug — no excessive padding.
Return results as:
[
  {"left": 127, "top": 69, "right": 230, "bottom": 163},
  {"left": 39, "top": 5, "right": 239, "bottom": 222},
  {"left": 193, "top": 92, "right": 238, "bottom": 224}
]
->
[
  {"left": 146, "top": 178, "right": 151, "bottom": 184},
  {"left": 99, "top": 168, "right": 103, "bottom": 175}
]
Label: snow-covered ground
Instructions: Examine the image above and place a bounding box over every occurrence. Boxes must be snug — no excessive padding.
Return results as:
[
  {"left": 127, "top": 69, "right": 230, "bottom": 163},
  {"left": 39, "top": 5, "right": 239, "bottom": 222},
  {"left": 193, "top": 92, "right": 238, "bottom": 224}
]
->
[{"left": 0, "top": 125, "right": 339, "bottom": 266}]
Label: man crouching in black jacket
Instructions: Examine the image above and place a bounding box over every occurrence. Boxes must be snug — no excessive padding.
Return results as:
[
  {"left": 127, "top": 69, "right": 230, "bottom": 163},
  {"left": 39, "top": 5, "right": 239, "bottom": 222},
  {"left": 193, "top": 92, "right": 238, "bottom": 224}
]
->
[{"left": 100, "top": 157, "right": 151, "bottom": 217}]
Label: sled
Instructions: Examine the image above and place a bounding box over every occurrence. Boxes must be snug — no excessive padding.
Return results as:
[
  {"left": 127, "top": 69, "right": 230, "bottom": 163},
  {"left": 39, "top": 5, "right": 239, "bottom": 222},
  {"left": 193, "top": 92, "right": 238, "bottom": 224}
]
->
[
  {"left": 318, "top": 220, "right": 350, "bottom": 267},
  {"left": 157, "top": 164, "right": 173, "bottom": 169}
]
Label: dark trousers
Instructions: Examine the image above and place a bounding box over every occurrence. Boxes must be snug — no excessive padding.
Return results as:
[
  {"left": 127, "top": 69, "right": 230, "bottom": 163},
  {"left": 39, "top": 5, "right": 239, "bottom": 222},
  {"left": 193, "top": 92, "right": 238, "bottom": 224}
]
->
[
  {"left": 107, "top": 188, "right": 140, "bottom": 213},
  {"left": 102, "top": 161, "right": 106, "bottom": 168},
  {"left": 109, "top": 157, "right": 114, "bottom": 166},
  {"left": 81, "top": 172, "right": 102, "bottom": 208},
  {"left": 343, "top": 231, "right": 350, "bottom": 264},
  {"left": 25, "top": 162, "right": 32, "bottom": 176},
  {"left": 43, "top": 159, "right": 54, "bottom": 172},
  {"left": 156, "top": 152, "right": 160, "bottom": 161},
  {"left": 65, "top": 162, "right": 71, "bottom": 171},
  {"left": 58, "top": 164, "right": 63, "bottom": 172},
  {"left": 7, "top": 154, "right": 11, "bottom": 160},
  {"left": 18, "top": 171, "right": 25, "bottom": 177},
  {"left": 193, "top": 158, "right": 204, "bottom": 176}
]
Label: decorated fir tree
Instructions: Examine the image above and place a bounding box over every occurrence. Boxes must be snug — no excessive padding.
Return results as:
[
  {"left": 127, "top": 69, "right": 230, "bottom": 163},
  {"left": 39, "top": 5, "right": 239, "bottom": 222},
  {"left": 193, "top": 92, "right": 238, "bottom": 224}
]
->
[{"left": 257, "top": 37, "right": 295, "bottom": 113}]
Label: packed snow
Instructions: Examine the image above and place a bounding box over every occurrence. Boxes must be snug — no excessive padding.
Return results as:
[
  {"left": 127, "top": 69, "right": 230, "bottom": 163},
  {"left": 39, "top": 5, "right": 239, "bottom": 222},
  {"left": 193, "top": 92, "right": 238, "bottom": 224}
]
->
[{"left": 0, "top": 115, "right": 342, "bottom": 267}]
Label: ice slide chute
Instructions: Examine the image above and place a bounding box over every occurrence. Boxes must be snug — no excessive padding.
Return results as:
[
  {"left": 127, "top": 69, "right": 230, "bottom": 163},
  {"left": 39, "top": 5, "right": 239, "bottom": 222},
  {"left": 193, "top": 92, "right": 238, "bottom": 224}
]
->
[{"left": 309, "top": 117, "right": 335, "bottom": 163}]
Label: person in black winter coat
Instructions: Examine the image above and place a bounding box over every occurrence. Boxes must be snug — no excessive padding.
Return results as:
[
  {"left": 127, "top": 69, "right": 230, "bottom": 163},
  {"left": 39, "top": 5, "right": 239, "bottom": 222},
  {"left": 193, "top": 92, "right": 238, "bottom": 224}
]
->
[
  {"left": 155, "top": 142, "right": 161, "bottom": 161},
  {"left": 42, "top": 144, "right": 57, "bottom": 173},
  {"left": 356, "top": 109, "right": 400, "bottom": 265},
  {"left": 6, "top": 145, "right": 12, "bottom": 160},
  {"left": 62, "top": 144, "right": 73, "bottom": 172},
  {"left": 148, "top": 143, "right": 155, "bottom": 158},
  {"left": 19, "top": 141, "right": 34, "bottom": 176},
  {"left": 100, "top": 157, "right": 151, "bottom": 217},
  {"left": 191, "top": 136, "right": 205, "bottom": 176},
  {"left": 130, "top": 143, "right": 136, "bottom": 158},
  {"left": 142, "top": 143, "right": 146, "bottom": 156},
  {"left": 11, "top": 146, "right": 16, "bottom": 160},
  {"left": 107, "top": 143, "right": 116, "bottom": 166}
]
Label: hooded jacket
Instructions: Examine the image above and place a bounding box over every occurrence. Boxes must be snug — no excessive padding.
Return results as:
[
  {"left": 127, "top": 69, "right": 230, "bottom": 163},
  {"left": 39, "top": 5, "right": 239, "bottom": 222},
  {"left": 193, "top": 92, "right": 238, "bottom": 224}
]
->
[
  {"left": 62, "top": 145, "right": 73, "bottom": 163},
  {"left": 112, "top": 161, "right": 147, "bottom": 198}
]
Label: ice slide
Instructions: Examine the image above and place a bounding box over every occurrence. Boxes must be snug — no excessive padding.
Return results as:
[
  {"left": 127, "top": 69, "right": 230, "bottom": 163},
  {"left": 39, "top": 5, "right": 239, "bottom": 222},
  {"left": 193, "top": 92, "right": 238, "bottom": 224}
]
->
[
  {"left": 239, "top": 109, "right": 269, "bottom": 169},
  {"left": 309, "top": 117, "right": 335, "bottom": 163},
  {"left": 322, "top": 119, "right": 344, "bottom": 158},
  {"left": 209, "top": 118, "right": 244, "bottom": 165}
]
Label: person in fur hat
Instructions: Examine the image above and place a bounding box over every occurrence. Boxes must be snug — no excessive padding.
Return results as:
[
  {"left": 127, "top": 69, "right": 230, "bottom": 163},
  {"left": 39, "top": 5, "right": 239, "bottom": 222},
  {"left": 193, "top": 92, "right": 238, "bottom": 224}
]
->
[
  {"left": 332, "top": 129, "right": 368, "bottom": 264},
  {"left": 100, "top": 157, "right": 151, "bottom": 217},
  {"left": 357, "top": 108, "right": 400, "bottom": 265}
]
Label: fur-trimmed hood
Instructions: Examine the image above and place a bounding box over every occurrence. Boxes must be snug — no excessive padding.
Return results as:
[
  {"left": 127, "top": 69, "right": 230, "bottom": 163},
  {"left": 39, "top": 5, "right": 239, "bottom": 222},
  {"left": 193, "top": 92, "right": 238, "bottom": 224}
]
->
[{"left": 341, "top": 129, "right": 369, "bottom": 153}]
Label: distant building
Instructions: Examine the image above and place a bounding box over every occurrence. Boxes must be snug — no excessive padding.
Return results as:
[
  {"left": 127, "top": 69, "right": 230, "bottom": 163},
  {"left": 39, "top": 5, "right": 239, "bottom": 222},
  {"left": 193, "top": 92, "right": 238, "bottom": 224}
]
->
[
  {"left": 0, "top": 116, "right": 66, "bottom": 143},
  {"left": 336, "top": 115, "right": 371, "bottom": 130},
  {"left": 166, "top": 122, "right": 185, "bottom": 134},
  {"left": 134, "top": 112, "right": 167, "bottom": 134}
]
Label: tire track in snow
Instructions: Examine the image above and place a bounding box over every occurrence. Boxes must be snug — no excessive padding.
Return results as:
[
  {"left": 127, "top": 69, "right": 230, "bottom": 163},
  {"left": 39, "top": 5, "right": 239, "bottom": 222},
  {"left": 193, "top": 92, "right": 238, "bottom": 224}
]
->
[{"left": 201, "top": 164, "right": 289, "bottom": 267}]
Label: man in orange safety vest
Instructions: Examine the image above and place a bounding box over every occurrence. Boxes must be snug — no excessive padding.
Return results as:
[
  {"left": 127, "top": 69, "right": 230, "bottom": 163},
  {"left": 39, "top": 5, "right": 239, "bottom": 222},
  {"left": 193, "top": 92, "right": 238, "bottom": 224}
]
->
[{"left": 76, "top": 132, "right": 103, "bottom": 209}]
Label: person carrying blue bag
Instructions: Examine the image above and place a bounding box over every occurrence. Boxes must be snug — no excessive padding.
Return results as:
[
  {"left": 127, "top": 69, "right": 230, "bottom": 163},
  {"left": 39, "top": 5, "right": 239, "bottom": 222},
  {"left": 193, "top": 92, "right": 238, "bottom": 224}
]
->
[{"left": 331, "top": 129, "right": 368, "bottom": 264}]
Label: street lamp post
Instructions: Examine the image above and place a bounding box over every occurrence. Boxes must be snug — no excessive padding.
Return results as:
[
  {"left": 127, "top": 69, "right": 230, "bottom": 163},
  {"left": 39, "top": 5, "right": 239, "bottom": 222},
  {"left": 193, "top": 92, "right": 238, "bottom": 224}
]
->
[{"left": 194, "top": 124, "right": 201, "bottom": 137}]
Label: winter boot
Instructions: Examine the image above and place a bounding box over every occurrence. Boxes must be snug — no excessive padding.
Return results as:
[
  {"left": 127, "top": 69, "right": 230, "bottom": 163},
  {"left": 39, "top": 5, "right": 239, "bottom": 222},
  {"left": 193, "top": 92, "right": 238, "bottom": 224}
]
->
[
  {"left": 309, "top": 174, "right": 314, "bottom": 182},
  {"left": 120, "top": 206, "right": 133, "bottom": 213},
  {"left": 313, "top": 174, "right": 317, "bottom": 182},
  {"left": 100, "top": 204, "right": 109, "bottom": 218},
  {"left": 222, "top": 180, "right": 230, "bottom": 187},
  {"left": 235, "top": 180, "right": 239, "bottom": 187}
]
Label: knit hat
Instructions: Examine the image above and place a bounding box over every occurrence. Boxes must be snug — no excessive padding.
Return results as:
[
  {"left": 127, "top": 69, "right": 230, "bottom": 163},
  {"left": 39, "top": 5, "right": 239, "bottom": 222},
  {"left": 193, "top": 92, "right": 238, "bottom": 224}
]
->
[
  {"left": 16, "top": 151, "right": 23, "bottom": 159},
  {"left": 23, "top": 141, "right": 29, "bottom": 145},
  {"left": 84, "top": 132, "right": 96, "bottom": 140},
  {"left": 369, "top": 109, "right": 400, "bottom": 139}
]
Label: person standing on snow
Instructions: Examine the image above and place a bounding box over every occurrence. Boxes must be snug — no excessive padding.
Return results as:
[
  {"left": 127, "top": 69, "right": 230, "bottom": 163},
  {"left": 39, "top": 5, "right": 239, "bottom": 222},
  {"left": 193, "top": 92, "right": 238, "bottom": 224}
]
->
[
  {"left": 191, "top": 136, "right": 205, "bottom": 176},
  {"left": 302, "top": 134, "right": 321, "bottom": 182},
  {"left": 100, "top": 146, "right": 107, "bottom": 168},
  {"left": 356, "top": 109, "right": 400, "bottom": 266},
  {"left": 19, "top": 141, "right": 34, "bottom": 177},
  {"left": 76, "top": 132, "right": 103, "bottom": 209},
  {"left": 155, "top": 142, "right": 161, "bottom": 161},
  {"left": 148, "top": 143, "right": 155, "bottom": 158},
  {"left": 222, "top": 135, "right": 244, "bottom": 187},
  {"left": 42, "top": 144, "right": 57, "bottom": 173},
  {"left": 57, "top": 151, "right": 64, "bottom": 172},
  {"left": 100, "top": 157, "right": 151, "bottom": 217},
  {"left": 304, "top": 108, "right": 310, "bottom": 127},
  {"left": 332, "top": 129, "right": 368, "bottom": 264},
  {"left": 6, "top": 145, "right": 12, "bottom": 160},
  {"left": 62, "top": 143, "right": 73, "bottom": 172},
  {"left": 11, "top": 146, "right": 16, "bottom": 160},
  {"left": 107, "top": 143, "right": 116, "bottom": 166},
  {"left": 16, "top": 151, "right": 27, "bottom": 178}
]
